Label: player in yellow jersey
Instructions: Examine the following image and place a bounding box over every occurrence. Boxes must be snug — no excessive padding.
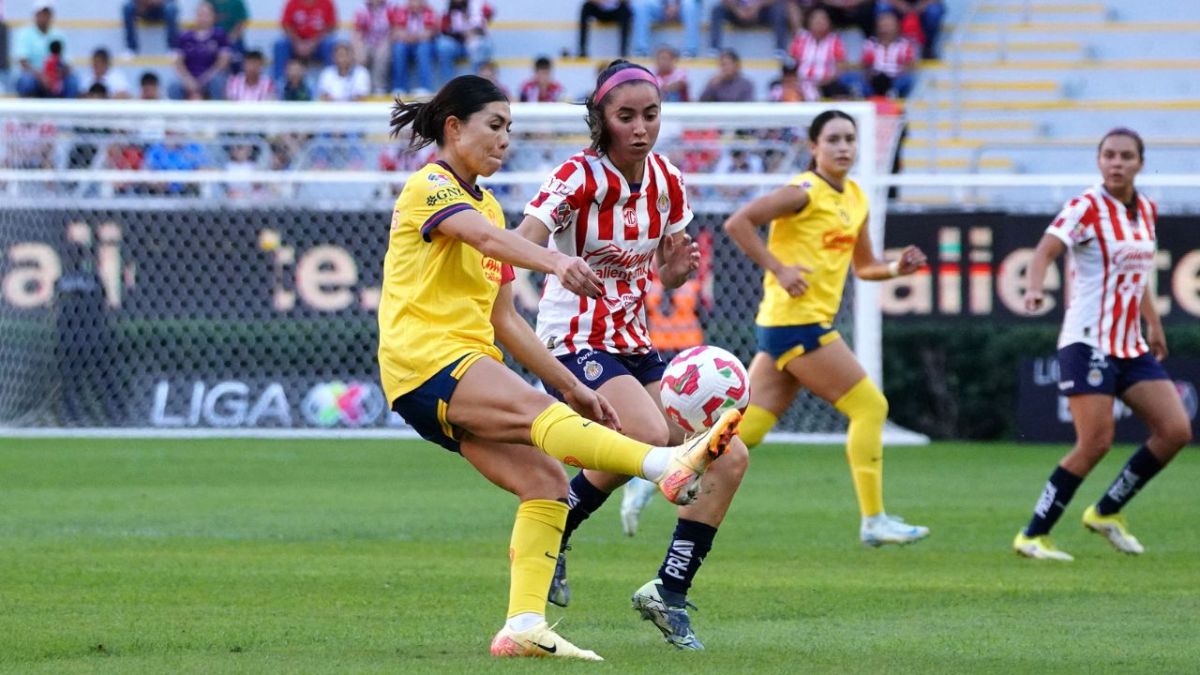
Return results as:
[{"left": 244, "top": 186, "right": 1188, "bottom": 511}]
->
[
  {"left": 379, "top": 75, "right": 742, "bottom": 661},
  {"left": 723, "top": 109, "right": 930, "bottom": 547}
]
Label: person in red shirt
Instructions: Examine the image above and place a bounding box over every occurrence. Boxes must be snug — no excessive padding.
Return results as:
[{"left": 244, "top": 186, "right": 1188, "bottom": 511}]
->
[
  {"left": 272, "top": 0, "right": 337, "bottom": 81},
  {"left": 518, "top": 56, "right": 564, "bottom": 103},
  {"left": 854, "top": 11, "right": 916, "bottom": 98}
]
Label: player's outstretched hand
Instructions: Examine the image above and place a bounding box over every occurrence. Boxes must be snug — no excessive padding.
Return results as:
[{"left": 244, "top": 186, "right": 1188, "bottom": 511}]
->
[
  {"left": 775, "top": 263, "right": 813, "bottom": 297},
  {"left": 563, "top": 382, "right": 622, "bottom": 431},
  {"left": 897, "top": 245, "right": 927, "bottom": 275},
  {"left": 555, "top": 255, "right": 604, "bottom": 299},
  {"left": 661, "top": 233, "right": 701, "bottom": 281},
  {"left": 1023, "top": 289, "right": 1045, "bottom": 314}
]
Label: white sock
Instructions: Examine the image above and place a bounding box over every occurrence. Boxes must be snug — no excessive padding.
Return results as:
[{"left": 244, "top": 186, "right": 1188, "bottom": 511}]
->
[
  {"left": 505, "top": 612, "right": 543, "bottom": 632},
  {"left": 640, "top": 447, "right": 672, "bottom": 482}
]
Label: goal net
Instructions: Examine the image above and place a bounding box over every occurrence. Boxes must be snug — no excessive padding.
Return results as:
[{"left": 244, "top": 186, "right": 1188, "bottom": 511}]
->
[{"left": 0, "top": 99, "right": 919, "bottom": 443}]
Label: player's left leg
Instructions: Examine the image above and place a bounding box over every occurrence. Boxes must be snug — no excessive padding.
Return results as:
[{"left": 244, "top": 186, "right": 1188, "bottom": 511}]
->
[
  {"left": 1084, "top": 377, "right": 1193, "bottom": 554},
  {"left": 784, "top": 338, "right": 929, "bottom": 546},
  {"left": 458, "top": 435, "right": 602, "bottom": 661}
]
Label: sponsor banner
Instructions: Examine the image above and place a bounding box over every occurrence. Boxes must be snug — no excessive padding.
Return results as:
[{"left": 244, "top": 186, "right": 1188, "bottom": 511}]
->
[
  {"left": 881, "top": 212, "right": 1200, "bottom": 323},
  {"left": 1016, "top": 356, "right": 1200, "bottom": 443}
]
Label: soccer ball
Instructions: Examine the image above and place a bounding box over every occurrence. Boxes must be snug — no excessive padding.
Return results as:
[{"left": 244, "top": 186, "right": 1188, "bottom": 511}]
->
[{"left": 660, "top": 346, "right": 750, "bottom": 434}]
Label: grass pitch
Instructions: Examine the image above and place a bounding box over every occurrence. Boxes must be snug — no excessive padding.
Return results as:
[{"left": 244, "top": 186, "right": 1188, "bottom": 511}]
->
[{"left": 0, "top": 437, "right": 1197, "bottom": 674}]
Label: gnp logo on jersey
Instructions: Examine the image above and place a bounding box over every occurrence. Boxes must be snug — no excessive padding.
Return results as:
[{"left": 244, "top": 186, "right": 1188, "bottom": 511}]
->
[
  {"left": 301, "top": 381, "right": 386, "bottom": 427},
  {"left": 583, "top": 360, "right": 604, "bottom": 381}
]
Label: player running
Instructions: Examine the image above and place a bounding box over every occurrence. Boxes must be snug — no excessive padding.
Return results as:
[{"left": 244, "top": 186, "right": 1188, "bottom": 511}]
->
[
  {"left": 723, "top": 109, "right": 931, "bottom": 547},
  {"left": 514, "top": 60, "right": 751, "bottom": 651},
  {"left": 1013, "top": 128, "right": 1192, "bottom": 561},
  {"left": 379, "top": 75, "right": 742, "bottom": 661}
]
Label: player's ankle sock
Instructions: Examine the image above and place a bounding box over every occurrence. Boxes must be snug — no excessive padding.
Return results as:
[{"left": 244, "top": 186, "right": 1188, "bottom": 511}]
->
[
  {"left": 507, "top": 499, "right": 568, "bottom": 619},
  {"left": 656, "top": 518, "right": 717, "bottom": 602},
  {"left": 1095, "top": 445, "right": 1163, "bottom": 516},
  {"left": 834, "top": 379, "right": 887, "bottom": 517},
  {"left": 739, "top": 404, "right": 777, "bottom": 448},
  {"left": 562, "top": 472, "right": 611, "bottom": 546},
  {"left": 1024, "top": 466, "right": 1083, "bottom": 537},
  {"left": 505, "top": 612, "right": 544, "bottom": 632},
  {"left": 530, "top": 403, "right": 651, "bottom": 478}
]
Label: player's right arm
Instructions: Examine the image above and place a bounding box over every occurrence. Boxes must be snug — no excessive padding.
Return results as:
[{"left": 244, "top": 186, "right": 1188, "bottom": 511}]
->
[
  {"left": 1023, "top": 235, "right": 1067, "bottom": 314},
  {"left": 723, "top": 184, "right": 814, "bottom": 297},
  {"left": 438, "top": 210, "right": 602, "bottom": 298}
]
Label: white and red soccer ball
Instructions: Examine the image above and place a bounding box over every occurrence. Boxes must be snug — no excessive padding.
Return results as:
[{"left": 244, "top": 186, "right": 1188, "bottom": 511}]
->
[{"left": 660, "top": 345, "right": 750, "bottom": 434}]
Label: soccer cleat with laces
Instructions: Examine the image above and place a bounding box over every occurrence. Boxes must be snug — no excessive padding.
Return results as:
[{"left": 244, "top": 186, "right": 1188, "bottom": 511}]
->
[
  {"left": 1082, "top": 505, "right": 1144, "bottom": 555},
  {"left": 1013, "top": 531, "right": 1074, "bottom": 561},
  {"left": 656, "top": 410, "right": 742, "bottom": 506},
  {"left": 630, "top": 579, "right": 704, "bottom": 650},
  {"left": 620, "top": 477, "right": 657, "bottom": 536},
  {"left": 860, "top": 513, "right": 931, "bottom": 547},
  {"left": 547, "top": 547, "right": 571, "bottom": 607},
  {"left": 489, "top": 620, "right": 603, "bottom": 661}
]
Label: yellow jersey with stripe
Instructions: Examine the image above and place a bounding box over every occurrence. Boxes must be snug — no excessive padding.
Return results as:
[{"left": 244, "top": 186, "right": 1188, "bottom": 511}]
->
[
  {"left": 377, "top": 161, "right": 510, "bottom": 403},
  {"left": 756, "top": 171, "right": 869, "bottom": 326}
]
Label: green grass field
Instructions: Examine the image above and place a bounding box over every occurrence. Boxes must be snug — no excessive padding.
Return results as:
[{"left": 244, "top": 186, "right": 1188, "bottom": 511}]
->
[{"left": 0, "top": 438, "right": 1197, "bottom": 674}]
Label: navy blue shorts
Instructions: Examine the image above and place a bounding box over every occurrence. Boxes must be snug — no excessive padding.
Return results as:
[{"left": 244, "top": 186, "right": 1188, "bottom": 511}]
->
[
  {"left": 755, "top": 323, "right": 841, "bottom": 369},
  {"left": 390, "top": 353, "right": 486, "bottom": 453},
  {"left": 1057, "top": 342, "right": 1169, "bottom": 397},
  {"left": 544, "top": 349, "right": 666, "bottom": 399}
]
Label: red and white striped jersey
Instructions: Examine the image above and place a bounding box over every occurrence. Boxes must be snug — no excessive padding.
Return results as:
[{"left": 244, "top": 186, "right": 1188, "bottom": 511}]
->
[
  {"left": 862, "top": 37, "right": 916, "bottom": 78},
  {"left": 788, "top": 31, "right": 846, "bottom": 84},
  {"left": 525, "top": 149, "right": 694, "bottom": 356},
  {"left": 1046, "top": 186, "right": 1159, "bottom": 358}
]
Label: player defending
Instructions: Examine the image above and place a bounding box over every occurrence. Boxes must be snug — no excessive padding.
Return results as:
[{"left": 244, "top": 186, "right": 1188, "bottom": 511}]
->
[
  {"left": 514, "top": 60, "right": 751, "bottom": 650},
  {"left": 1013, "top": 128, "right": 1192, "bottom": 561},
  {"left": 379, "top": 75, "right": 742, "bottom": 660},
  {"left": 723, "top": 110, "right": 931, "bottom": 547}
]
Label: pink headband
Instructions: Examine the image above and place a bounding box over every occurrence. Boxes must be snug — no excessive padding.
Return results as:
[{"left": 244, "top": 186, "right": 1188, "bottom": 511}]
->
[{"left": 593, "top": 68, "right": 660, "bottom": 104}]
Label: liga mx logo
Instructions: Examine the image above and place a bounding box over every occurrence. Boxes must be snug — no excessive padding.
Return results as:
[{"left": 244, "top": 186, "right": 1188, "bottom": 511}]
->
[{"left": 301, "top": 381, "right": 386, "bottom": 427}]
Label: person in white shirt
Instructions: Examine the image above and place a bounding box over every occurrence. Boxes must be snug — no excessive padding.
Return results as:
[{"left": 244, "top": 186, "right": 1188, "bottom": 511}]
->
[
  {"left": 79, "top": 48, "right": 131, "bottom": 99},
  {"left": 225, "top": 49, "right": 274, "bottom": 101},
  {"left": 317, "top": 41, "right": 371, "bottom": 102}
]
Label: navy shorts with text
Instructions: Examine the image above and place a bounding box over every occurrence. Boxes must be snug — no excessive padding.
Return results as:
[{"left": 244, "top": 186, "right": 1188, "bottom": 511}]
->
[
  {"left": 544, "top": 349, "right": 667, "bottom": 400},
  {"left": 1057, "top": 342, "right": 1169, "bottom": 397}
]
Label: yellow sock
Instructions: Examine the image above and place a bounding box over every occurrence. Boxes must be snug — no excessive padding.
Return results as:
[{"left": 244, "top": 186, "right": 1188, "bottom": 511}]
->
[
  {"left": 529, "top": 402, "right": 652, "bottom": 478},
  {"left": 834, "top": 378, "right": 887, "bottom": 517},
  {"left": 739, "top": 404, "right": 778, "bottom": 448},
  {"left": 507, "top": 499, "right": 569, "bottom": 618}
]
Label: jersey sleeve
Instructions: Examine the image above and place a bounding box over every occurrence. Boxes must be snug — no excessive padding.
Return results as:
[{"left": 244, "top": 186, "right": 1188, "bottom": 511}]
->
[
  {"left": 404, "top": 171, "right": 477, "bottom": 242},
  {"left": 524, "top": 158, "right": 587, "bottom": 234},
  {"left": 661, "top": 156, "right": 694, "bottom": 235},
  {"left": 1046, "top": 197, "right": 1095, "bottom": 247}
]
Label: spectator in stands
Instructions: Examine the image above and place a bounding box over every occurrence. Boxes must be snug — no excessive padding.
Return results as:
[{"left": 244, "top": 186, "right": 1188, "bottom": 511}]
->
[
  {"left": 14, "top": 1, "right": 76, "bottom": 98},
  {"left": 632, "top": 0, "right": 701, "bottom": 57},
  {"left": 853, "top": 11, "right": 915, "bottom": 97},
  {"left": 273, "top": 0, "right": 338, "bottom": 81},
  {"left": 145, "top": 130, "right": 209, "bottom": 195},
  {"left": 709, "top": 0, "right": 789, "bottom": 54},
  {"left": 713, "top": 147, "right": 763, "bottom": 200},
  {"left": 476, "top": 59, "right": 510, "bottom": 98},
  {"left": 654, "top": 44, "right": 689, "bottom": 102},
  {"left": 226, "top": 49, "right": 275, "bottom": 101},
  {"left": 391, "top": 0, "right": 438, "bottom": 95},
  {"left": 353, "top": 0, "right": 396, "bottom": 95},
  {"left": 768, "top": 61, "right": 804, "bottom": 101},
  {"left": 209, "top": 0, "right": 249, "bottom": 69},
  {"left": 437, "top": 0, "right": 493, "bottom": 84},
  {"left": 579, "top": 1, "right": 631, "bottom": 58},
  {"left": 281, "top": 57, "right": 313, "bottom": 101},
  {"left": 820, "top": 0, "right": 874, "bottom": 38},
  {"left": 84, "top": 82, "right": 108, "bottom": 99},
  {"left": 1, "top": 2, "right": 8, "bottom": 87},
  {"left": 319, "top": 41, "right": 371, "bottom": 101},
  {"left": 139, "top": 70, "right": 161, "bottom": 99},
  {"left": 789, "top": 5, "right": 849, "bottom": 100},
  {"left": 878, "top": 0, "right": 944, "bottom": 58},
  {"left": 42, "top": 39, "right": 65, "bottom": 96},
  {"left": 169, "top": 0, "right": 231, "bottom": 100},
  {"left": 519, "top": 55, "right": 565, "bottom": 102},
  {"left": 699, "top": 48, "right": 754, "bottom": 102},
  {"left": 122, "top": 0, "right": 180, "bottom": 56},
  {"left": 80, "top": 48, "right": 132, "bottom": 99}
]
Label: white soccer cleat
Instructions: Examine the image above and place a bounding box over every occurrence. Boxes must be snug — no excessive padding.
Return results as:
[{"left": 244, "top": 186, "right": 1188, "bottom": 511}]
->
[
  {"left": 489, "top": 621, "right": 603, "bottom": 661},
  {"left": 860, "top": 513, "right": 931, "bottom": 547},
  {"left": 1082, "top": 505, "right": 1145, "bottom": 555},
  {"left": 620, "top": 477, "right": 657, "bottom": 536},
  {"left": 656, "top": 409, "right": 742, "bottom": 506},
  {"left": 1013, "top": 531, "right": 1074, "bottom": 561},
  {"left": 630, "top": 579, "right": 704, "bottom": 650}
]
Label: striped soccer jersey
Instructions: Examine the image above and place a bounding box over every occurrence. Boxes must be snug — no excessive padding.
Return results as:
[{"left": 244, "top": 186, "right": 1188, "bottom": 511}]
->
[
  {"left": 525, "top": 149, "right": 693, "bottom": 356},
  {"left": 788, "top": 31, "right": 846, "bottom": 84},
  {"left": 862, "top": 37, "right": 916, "bottom": 78},
  {"left": 1045, "top": 185, "right": 1158, "bottom": 358}
]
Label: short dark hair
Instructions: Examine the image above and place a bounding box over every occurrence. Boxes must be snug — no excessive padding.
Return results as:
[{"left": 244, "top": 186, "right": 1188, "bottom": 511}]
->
[
  {"left": 584, "top": 60, "right": 659, "bottom": 155},
  {"left": 140, "top": 71, "right": 160, "bottom": 86},
  {"left": 87, "top": 82, "right": 109, "bottom": 97},
  {"left": 720, "top": 48, "right": 740, "bottom": 63},
  {"left": 390, "top": 74, "right": 509, "bottom": 150},
  {"left": 1099, "top": 127, "right": 1145, "bottom": 161},
  {"left": 93, "top": 48, "right": 111, "bottom": 61},
  {"left": 534, "top": 56, "right": 552, "bottom": 71},
  {"left": 244, "top": 49, "right": 265, "bottom": 62}
]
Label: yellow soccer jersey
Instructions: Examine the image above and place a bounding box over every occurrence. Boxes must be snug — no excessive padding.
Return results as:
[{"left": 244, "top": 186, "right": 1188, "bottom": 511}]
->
[
  {"left": 756, "top": 171, "right": 869, "bottom": 326},
  {"left": 378, "top": 161, "right": 510, "bottom": 403}
]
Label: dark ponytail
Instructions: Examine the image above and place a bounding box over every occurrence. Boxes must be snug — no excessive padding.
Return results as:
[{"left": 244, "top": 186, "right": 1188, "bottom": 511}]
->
[
  {"left": 390, "top": 75, "right": 507, "bottom": 150},
  {"left": 806, "top": 109, "right": 856, "bottom": 171},
  {"left": 585, "top": 59, "right": 659, "bottom": 154}
]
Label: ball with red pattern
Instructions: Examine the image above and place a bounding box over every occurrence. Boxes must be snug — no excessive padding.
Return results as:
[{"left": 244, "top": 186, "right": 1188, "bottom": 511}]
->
[{"left": 660, "top": 345, "right": 750, "bottom": 434}]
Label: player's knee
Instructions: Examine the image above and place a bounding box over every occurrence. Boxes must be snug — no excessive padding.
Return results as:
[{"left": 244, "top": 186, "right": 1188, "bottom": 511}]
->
[
  {"left": 836, "top": 379, "right": 888, "bottom": 427},
  {"left": 714, "top": 438, "right": 750, "bottom": 482},
  {"left": 1156, "top": 419, "right": 1192, "bottom": 450},
  {"left": 626, "top": 413, "right": 671, "bottom": 446},
  {"left": 514, "top": 457, "right": 570, "bottom": 502}
]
